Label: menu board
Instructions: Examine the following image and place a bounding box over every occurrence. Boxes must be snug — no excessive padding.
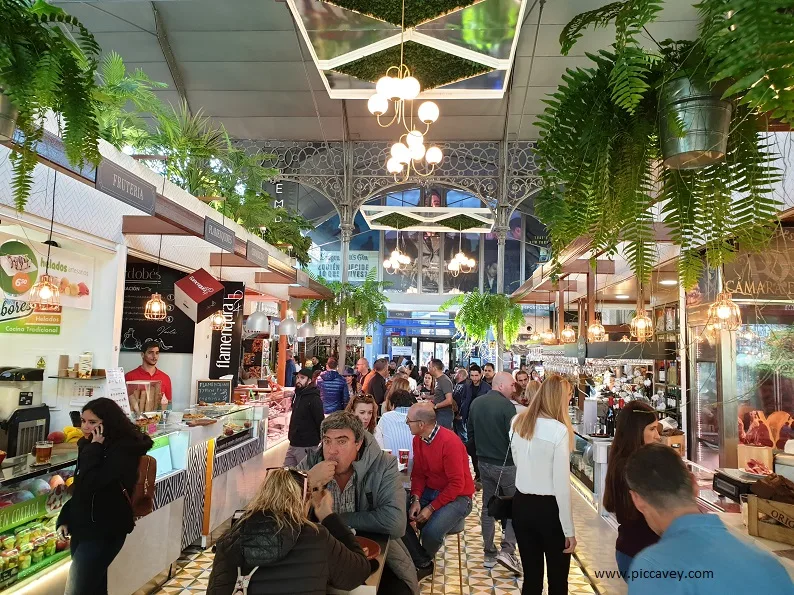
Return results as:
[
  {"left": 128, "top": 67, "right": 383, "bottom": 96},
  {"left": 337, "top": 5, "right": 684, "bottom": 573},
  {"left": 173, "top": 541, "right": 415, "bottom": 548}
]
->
[
  {"left": 196, "top": 379, "right": 231, "bottom": 404},
  {"left": 121, "top": 261, "right": 195, "bottom": 354}
]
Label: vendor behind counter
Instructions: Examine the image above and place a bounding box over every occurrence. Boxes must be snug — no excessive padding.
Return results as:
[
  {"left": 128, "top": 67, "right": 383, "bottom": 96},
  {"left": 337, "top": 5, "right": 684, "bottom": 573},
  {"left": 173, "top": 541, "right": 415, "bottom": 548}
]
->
[{"left": 125, "top": 340, "right": 172, "bottom": 402}]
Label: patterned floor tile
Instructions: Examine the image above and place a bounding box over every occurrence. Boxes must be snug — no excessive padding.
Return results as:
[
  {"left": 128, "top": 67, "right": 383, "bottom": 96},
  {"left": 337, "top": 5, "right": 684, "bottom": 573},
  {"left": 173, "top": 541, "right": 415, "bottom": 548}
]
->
[{"left": 154, "top": 488, "right": 600, "bottom": 595}]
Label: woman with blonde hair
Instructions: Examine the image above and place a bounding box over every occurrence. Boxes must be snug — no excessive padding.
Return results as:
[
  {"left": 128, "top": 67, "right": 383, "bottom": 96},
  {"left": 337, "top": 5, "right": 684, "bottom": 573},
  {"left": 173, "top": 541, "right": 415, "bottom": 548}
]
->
[
  {"left": 510, "top": 374, "right": 576, "bottom": 595},
  {"left": 345, "top": 394, "right": 378, "bottom": 433},
  {"left": 384, "top": 377, "right": 411, "bottom": 410},
  {"left": 207, "top": 468, "right": 370, "bottom": 595},
  {"left": 523, "top": 380, "right": 542, "bottom": 405}
]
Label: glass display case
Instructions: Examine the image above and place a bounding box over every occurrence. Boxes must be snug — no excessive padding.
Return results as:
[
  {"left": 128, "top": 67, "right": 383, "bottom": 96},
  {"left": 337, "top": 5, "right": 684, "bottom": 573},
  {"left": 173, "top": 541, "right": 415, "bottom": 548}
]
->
[
  {"left": 265, "top": 392, "right": 292, "bottom": 447},
  {"left": 689, "top": 325, "right": 720, "bottom": 470},
  {"left": 570, "top": 432, "right": 595, "bottom": 492},
  {"left": 0, "top": 453, "right": 76, "bottom": 592}
]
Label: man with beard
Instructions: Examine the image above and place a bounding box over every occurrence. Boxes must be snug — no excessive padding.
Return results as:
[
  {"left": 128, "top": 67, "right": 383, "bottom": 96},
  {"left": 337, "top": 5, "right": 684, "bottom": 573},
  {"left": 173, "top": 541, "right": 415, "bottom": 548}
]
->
[
  {"left": 482, "top": 362, "right": 496, "bottom": 385},
  {"left": 284, "top": 368, "right": 324, "bottom": 467}
]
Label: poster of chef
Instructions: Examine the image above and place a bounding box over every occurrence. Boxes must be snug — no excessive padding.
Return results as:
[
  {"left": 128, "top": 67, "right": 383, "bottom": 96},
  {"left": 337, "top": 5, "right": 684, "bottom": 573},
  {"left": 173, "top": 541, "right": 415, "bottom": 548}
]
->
[{"left": 0, "top": 232, "right": 94, "bottom": 310}]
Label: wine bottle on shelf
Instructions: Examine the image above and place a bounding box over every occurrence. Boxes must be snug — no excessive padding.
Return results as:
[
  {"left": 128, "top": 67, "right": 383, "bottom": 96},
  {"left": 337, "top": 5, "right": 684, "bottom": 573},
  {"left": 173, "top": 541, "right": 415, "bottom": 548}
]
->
[
  {"left": 605, "top": 397, "right": 616, "bottom": 437},
  {"left": 658, "top": 364, "right": 666, "bottom": 383}
]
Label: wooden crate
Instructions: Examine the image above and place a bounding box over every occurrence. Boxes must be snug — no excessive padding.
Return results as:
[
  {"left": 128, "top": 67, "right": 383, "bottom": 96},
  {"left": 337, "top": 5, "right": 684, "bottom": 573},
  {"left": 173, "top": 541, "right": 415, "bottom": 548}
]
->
[
  {"left": 747, "top": 495, "right": 794, "bottom": 546},
  {"left": 661, "top": 434, "right": 685, "bottom": 456}
]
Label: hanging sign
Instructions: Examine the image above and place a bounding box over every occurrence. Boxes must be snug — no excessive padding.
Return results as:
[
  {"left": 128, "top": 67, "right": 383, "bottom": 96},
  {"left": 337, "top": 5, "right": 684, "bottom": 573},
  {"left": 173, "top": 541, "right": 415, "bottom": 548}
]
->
[
  {"left": 365, "top": 335, "right": 373, "bottom": 345},
  {"left": 209, "top": 282, "right": 245, "bottom": 386},
  {"left": 246, "top": 241, "right": 269, "bottom": 268},
  {"left": 723, "top": 228, "right": 794, "bottom": 300},
  {"left": 95, "top": 160, "right": 156, "bottom": 214},
  {"left": 204, "top": 218, "right": 235, "bottom": 252},
  {"left": 0, "top": 301, "right": 60, "bottom": 335},
  {"left": 121, "top": 262, "right": 196, "bottom": 353},
  {"left": 392, "top": 345, "right": 413, "bottom": 357},
  {"left": 308, "top": 251, "right": 378, "bottom": 283},
  {"left": 0, "top": 232, "right": 94, "bottom": 310}
]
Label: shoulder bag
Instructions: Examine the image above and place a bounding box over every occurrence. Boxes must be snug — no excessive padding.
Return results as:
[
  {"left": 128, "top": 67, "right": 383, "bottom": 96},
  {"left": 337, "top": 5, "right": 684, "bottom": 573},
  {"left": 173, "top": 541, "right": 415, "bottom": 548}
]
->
[{"left": 486, "top": 427, "right": 514, "bottom": 521}]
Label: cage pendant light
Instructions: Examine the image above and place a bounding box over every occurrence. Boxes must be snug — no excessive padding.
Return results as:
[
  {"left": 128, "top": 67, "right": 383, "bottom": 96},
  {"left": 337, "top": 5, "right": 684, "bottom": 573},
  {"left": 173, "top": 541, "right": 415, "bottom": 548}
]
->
[
  {"left": 587, "top": 260, "right": 606, "bottom": 342},
  {"left": 530, "top": 308, "right": 541, "bottom": 342},
  {"left": 559, "top": 287, "right": 576, "bottom": 344},
  {"left": 210, "top": 213, "right": 227, "bottom": 331},
  {"left": 30, "top": 171, "right": 61, "bottom": 306},
  {"left": 630, "top": 285, "right": 653, "bottom": 342},
  {"left": 541, "top": 291, "right": 557, "bottom": 344},
  {"left": 145, "top": 235, "right": 167, "bottom": 320},
  {"left": 707, "top": 291, "right": 741, "bottom": 331}
]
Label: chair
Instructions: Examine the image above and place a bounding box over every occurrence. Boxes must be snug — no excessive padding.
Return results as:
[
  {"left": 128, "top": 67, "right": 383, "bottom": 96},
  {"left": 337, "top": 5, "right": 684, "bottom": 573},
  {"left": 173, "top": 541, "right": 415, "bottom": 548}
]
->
[{"left": 430, "top": 517, "right": 466, "bottom": 594}]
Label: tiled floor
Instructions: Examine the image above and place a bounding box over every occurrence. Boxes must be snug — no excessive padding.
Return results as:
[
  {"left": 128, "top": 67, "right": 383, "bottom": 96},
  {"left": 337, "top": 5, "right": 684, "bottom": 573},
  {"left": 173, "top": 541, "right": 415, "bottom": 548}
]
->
[{"left": 154, "top": 489, "right": 598, "bottom": 595}]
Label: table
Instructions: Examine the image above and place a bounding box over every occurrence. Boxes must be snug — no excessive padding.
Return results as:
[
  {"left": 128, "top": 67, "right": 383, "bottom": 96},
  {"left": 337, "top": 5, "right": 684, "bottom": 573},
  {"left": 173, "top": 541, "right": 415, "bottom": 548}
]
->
[{"left": 328, "top": 533, "right": 390, "bottom": 595}]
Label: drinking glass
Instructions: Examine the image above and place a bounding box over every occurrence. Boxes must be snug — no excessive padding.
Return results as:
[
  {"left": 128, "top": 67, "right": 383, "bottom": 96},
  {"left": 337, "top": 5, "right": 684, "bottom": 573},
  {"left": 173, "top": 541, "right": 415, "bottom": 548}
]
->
[{"left": 35, "top": 441, "right": 53, "bottom": 465}]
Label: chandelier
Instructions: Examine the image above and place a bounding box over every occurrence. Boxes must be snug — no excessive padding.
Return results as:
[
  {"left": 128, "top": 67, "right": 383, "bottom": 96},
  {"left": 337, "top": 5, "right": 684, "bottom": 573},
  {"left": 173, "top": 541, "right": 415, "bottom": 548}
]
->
[
  {"left": 630, "top": 309, "right": 654, "bottom": 342},
  {"left": 367, "top": 0, "right": 443, "bottom": 180},
  {"left": 383, "top": 231, "right": 412, "bottom": 271},
  {"left": 446, "top": 232, "right": 476, "bottom": 277},
  {"left": 707, "top": 291, "right": 742, "bottom": 331}
]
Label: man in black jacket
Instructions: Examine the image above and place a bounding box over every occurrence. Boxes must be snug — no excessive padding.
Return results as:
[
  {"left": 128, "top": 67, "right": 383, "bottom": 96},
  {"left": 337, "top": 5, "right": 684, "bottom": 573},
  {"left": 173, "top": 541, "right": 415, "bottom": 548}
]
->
[{"left": 284, "top": 368, "right": 324, "bottom": 467}]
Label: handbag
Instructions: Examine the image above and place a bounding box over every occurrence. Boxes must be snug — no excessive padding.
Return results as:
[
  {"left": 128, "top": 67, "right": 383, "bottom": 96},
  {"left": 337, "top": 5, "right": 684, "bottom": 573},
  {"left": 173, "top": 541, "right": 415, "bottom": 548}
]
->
[{"left": 486, "top": 429, "right": 514, "bottom": 521}]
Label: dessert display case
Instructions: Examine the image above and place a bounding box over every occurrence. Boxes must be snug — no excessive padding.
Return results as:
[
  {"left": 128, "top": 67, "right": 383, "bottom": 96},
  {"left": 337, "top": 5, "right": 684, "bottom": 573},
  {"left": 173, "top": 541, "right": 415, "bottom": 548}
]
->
[{"left": 263, "top": 391, "right": 292, "bottom": 448}]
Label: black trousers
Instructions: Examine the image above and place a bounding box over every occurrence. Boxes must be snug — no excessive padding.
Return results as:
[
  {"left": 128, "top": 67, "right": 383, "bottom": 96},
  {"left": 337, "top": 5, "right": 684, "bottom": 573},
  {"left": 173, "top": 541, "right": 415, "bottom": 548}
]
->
[{"left": 512, "top": 491, "right": 571, "bottom": 595}]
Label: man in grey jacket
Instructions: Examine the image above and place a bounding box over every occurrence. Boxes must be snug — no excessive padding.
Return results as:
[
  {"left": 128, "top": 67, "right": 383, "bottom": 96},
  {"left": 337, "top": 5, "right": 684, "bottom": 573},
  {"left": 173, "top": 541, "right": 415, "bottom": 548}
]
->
[{"left": 299, "top": 411, "right": 419, "bottom": 595}]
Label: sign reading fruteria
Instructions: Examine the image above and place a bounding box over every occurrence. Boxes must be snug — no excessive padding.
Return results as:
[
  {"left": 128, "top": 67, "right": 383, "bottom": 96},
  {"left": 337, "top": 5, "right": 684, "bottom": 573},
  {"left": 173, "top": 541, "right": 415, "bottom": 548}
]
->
[
  {"left": 95, "top": 160, "right": 156, "bottom": 215},
  {"left": 204, "top": 218, "right": 235, "bottom": 252}
]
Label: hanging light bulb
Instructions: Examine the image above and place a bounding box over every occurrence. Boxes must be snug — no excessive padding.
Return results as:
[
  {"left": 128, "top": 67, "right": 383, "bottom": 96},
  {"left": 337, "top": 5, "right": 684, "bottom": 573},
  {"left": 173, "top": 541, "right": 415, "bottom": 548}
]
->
[
  {"left": 30, "top": 275, "right": 60, "bottom": 306},
  {"left": 587, "top": 320, "right": 606, "bottom": 343},
  {"left": 386, "top": 158, "right": 403, "bottom": 174},
  {"left": 367, "top": 94, "right": 388, "bottom": 116},
  {"left": 620, "top": 335, "right": 631, "bottom": 342},
  {"left": 376, "top": 76, "right": 398, "bottom": 99},
  {"left": 530, "top": 331, "right": 541, "bottom": 342},
  {"left": 145, "top": 292, "right": 168, "bottom": 321},
  {"left": 406, "top": 130, "right": 424, "bottom": 147},
  {"left": 401, "top": 76, "right": 420, "bottom": 100},
  {"left": 383, "top": 258, "right": 393, "bottom": 270},
  {"left": 707, "top": 291, "right": 741, "bottom": 331},
  {"left": 542, "top": 329, "right": 557, "bottom": 345},
  {"left": 409, "top": 143, "right": 426, "bottom": 161},
  {"left": 391, "top": 142, "right": 410, "bottom": 164},
  {"left": 209, "top": 310, "right": 226, "bottom": 331},
  {"left": 630, "top": 309, "right": 654, "bottom": 342},
  {"left": 425, "top": 146, "right": 443, "bottom": 165},
  {"left": 560, "top": 324, "right": 577, "bottom": 344}
]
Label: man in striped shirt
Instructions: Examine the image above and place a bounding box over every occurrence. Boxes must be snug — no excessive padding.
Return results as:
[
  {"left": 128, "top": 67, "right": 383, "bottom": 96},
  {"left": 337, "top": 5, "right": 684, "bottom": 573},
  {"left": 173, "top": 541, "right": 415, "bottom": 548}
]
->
[{"left": 374, "top": 390, "right": 417, "bottom": 457}]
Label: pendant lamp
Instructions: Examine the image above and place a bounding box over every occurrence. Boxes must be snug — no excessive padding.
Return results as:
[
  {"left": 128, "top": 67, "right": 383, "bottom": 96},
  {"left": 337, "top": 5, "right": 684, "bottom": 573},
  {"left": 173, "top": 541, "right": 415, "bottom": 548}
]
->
[
  {"left": 279, "top": 309, "right": 298, "bottom": 336},
  {"left": 587, "top": 260, "right": 606, "bottom": 342},
  {"left": 30, "top": 171, "right": 61, "bottom": 306},
  {"left": 297, "top": 317, "right": 316, "bottom": 338},
  {"left": 145, "top": 235, "right": 167, "bottom": 320},
  {"left": 210, "top": 211, "right": 228, "bottom": 331},
  {"left": 245, "top": 303, "right": 269, "bottom": 332},
  {"left": 707, "top": 291, "right": 741, "bottom": 331}
]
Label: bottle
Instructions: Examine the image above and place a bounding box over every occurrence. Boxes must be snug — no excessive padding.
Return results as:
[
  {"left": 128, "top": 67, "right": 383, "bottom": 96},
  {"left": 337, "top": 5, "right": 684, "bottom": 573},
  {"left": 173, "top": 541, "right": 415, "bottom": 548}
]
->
[
  {"left": 605, "top": 397, "right": 616, "bottom": 437},
  {"left": 658, "top": 364, "right": 666, "bottom": 383}
]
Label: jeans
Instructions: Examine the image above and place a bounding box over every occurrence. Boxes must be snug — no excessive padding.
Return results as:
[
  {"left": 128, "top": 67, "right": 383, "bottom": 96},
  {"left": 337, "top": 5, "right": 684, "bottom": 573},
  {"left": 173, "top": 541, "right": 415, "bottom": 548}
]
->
[
  {"left": 66, "top": 534, "right": 127, "bottom": 595},
  {"left": 402, "top": 488, "right": 472, "bottom": 566},
  {"left": 616, "top": 550, "right": 633, "bottom": 581},
  {"left": 284, "top": 444, "right": 315, "bottom": 467},
  {"left": 479, "top": 461, "right": 517, "bottom": 557}
]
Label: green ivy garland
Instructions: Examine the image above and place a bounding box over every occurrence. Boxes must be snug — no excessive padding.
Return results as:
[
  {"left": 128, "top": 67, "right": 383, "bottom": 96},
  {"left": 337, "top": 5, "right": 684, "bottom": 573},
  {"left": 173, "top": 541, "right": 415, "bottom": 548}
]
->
[
  {"left": 333, "top": 41, "right": 492, "bottom": 90},
  {"left": 372, "top": 213, "right": 421, "bottom": 229},
  {"left": 321, "top": 0, "right": 477, "bottom": 28}
]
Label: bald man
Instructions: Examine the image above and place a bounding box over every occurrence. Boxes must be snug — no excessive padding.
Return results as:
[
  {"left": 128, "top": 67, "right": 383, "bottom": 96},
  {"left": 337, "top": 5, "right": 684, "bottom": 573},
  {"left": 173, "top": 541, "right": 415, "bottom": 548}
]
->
[
  {"left": 403, "top": 402, "right": 474, "bottom": 577},
  {"left": 467, "top": 371, "right": 521, "bottom": 574}
]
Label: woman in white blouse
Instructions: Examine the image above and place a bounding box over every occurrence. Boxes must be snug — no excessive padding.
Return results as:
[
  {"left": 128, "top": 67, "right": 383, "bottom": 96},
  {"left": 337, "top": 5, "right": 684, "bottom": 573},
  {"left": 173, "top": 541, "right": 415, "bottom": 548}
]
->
[{"left": 510, "top": 374, "right": 576, "bottom": 595}]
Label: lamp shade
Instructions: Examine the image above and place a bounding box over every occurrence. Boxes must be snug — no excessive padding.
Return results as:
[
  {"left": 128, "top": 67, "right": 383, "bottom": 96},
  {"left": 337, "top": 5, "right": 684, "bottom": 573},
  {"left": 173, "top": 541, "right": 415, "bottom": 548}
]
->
[
  {"left": 587, "top": 321, "right": 606, "bottom": 343},
  {"left": 297, "top": 320, "right": 316, "bottom": 338},
  {"left": 279, "top": 316, "right": 298, "bottom": 336},
  {"left": 144, "top": 293, "right": 168, "bottom": 321},
  {"left": 245, "top": 310, "right": 269, "bottom": 332}
]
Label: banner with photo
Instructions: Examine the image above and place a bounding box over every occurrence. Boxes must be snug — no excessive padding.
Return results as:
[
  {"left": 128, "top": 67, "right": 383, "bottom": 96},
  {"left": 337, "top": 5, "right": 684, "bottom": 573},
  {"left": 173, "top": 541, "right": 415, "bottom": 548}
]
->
[{"left": 0, "top": 232, "right": 94, "bottom": 310}]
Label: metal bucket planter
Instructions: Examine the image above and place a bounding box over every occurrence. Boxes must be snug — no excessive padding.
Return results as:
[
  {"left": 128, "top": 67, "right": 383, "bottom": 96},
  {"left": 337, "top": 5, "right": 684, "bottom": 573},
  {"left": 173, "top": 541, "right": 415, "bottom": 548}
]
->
[
  {"left": 0, "top": 92, "right": 18, "bottom": 142},
  {"left": 660, "top": 75, "right": 732, "bottom": 170}
]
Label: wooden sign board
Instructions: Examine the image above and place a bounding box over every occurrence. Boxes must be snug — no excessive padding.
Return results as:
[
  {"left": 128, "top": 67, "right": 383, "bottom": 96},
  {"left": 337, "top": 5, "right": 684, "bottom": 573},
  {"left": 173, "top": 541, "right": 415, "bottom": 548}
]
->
[{"left": 196, "top": 379, "right": 231, "bottom": 404}]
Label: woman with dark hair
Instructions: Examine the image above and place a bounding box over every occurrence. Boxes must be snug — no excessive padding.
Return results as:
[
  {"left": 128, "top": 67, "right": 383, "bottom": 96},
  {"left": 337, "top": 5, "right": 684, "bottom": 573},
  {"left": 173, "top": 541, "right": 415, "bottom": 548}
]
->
[
  {"left": 603, "top": 400, "right": 661, "bottom": 578},
  {"left": 342, "top": 367, "right": 361, "bottom": 398},
  {"left": 58, "top": 398, "right": 154, "bottom": 594},
  {"left": 419, "top": 372, "right": 434, "bottom": 396}
]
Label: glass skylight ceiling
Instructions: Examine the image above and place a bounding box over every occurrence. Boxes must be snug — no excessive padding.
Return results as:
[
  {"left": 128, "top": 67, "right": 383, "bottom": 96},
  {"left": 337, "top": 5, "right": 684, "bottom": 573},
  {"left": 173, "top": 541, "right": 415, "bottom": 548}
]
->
[{"left": 287, "top": 0, "right": 528, "bottom": 99}]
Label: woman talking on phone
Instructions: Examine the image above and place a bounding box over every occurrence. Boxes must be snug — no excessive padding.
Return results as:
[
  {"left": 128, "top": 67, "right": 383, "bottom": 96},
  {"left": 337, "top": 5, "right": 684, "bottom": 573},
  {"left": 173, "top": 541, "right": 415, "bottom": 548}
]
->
[
  {"left": 57, "top": 398, "right": 153, "bottom": 594},
  {"left": 208, "top": 468, "right": 371, "bottom": 594}
]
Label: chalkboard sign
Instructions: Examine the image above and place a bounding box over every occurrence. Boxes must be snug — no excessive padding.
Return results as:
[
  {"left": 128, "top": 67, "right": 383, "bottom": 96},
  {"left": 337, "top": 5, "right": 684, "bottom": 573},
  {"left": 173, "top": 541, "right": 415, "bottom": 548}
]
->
[
  {"left": 196, "top": 379, "right": 231, "bottom": 404},
  {"left": 121, "top": 261, "right": 195, "bottom": 354}
]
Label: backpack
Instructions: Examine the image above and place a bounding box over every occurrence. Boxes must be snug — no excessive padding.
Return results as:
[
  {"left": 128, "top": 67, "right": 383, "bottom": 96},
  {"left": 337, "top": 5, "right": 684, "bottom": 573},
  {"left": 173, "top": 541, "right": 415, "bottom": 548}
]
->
[
  {"left": 233, "top": 566, "right": 259, "bottom": 595},
  {"left": 122, "top": 454, "right": 157, "bottom": 519}
]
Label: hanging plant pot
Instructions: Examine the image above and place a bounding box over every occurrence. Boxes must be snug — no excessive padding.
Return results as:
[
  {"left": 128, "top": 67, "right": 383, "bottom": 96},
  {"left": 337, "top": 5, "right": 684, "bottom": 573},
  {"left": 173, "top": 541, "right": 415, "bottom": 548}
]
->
[
  {"left": 0, "top": 92, "right": 19, "bottom": 142},
  {"left": 660, "top": 75, "right": 733, "bottom": 170}
]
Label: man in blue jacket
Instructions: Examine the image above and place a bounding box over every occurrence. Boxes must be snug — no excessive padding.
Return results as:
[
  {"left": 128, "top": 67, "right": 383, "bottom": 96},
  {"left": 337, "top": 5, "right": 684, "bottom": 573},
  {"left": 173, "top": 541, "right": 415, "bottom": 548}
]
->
[{"left": 316, "top": 356, "right": 350, "bottom": 414}]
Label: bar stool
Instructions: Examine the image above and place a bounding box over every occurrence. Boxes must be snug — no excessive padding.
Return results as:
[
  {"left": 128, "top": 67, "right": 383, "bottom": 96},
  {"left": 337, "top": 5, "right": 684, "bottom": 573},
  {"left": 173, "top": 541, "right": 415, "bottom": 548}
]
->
[{"left": 430, "top": 517, "right": 465, "bottom": 594}]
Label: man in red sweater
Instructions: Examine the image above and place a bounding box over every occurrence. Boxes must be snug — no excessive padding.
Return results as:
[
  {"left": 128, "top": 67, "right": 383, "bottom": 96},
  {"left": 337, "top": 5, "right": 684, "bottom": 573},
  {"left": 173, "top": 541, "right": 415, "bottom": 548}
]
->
[{"left": 403, "top": 402, "right": 474, "bottom": 577}]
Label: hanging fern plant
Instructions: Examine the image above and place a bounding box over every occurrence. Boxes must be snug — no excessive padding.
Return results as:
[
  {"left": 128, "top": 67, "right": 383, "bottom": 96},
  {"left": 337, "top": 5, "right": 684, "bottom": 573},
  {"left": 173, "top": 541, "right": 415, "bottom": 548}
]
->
[
  {"left": 0, "top": 0, "right": 103, "bottom": 210},
  {"left": 440, "top": 291, "right": 525, "bottom": 365},
  {"left": 536, "top": 1, "right": 782, "bottom": 289},
  {"left": 303, "top": 269, "right": 390, "bottom": 330}
]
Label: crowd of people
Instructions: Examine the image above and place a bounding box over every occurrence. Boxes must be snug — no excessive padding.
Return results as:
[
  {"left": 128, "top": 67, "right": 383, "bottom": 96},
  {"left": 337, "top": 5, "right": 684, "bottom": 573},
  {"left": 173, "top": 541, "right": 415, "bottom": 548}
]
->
[{"left": 257, "top": 355, "right": 792, "bottom": 594}]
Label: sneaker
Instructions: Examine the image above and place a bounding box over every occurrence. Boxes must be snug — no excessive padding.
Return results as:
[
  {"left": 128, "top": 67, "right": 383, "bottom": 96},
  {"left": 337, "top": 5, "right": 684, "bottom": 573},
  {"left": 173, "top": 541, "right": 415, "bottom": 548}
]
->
[
  {"left": 483, "top": 556, "right": 497, "bottom": 569},
  {"left": 496, "top": 551, "right": 522, "bottom": 576},
  {"left": 416, "top": 562, "right": 434, "bottom": 582}
]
